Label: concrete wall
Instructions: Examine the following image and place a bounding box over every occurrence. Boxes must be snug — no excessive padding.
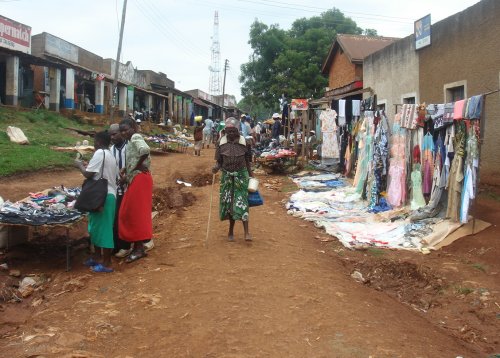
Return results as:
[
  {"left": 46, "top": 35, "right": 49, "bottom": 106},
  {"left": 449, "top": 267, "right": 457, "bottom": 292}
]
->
[
  {"left": 363, "top": 34, "right": 419, "bottom": 122},
  {"left": 327, "top": 50, "right": 356, "bottom": 90},
  {"left": 78, "top": 47, "right": 103, "bottom": 73},
  {"left": 419, "top": 0, "right": 500, "bottom": 184}
]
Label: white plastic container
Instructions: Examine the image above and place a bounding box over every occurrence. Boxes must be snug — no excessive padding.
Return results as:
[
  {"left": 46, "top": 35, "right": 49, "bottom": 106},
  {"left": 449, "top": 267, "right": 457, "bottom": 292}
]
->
[{"left": 248, "top": 178, "right": 259, "bottom": 192}]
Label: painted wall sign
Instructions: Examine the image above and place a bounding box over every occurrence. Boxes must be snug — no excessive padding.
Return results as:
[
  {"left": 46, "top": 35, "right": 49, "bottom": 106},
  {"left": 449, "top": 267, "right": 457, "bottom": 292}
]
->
[
  {"left": 45, "top": 33, "right": 78, "bottom": 63},
  {"left": 0, "top": 15, "right": 31, "bottom": 53},
  {"left": 291, "top": 98, "right": 309, "bottom": 111}
]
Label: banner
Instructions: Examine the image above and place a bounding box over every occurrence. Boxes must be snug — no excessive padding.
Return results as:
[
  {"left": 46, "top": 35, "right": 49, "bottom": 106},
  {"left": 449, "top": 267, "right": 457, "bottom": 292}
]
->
[
  {"left": 415, "top": 14, "right": 431, "bottom": 50},
  {"left": 291, "top": 98, "right": 308, "bottom": 111},
  {"left": 0, "top": 15, "right": 31, "bottom": 53}
]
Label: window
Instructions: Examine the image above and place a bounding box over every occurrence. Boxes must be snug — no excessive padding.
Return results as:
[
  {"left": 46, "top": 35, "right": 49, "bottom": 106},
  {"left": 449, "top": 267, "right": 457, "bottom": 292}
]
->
[
  {"left": 401, "top": 92, "right": 418, "bottom": 105},
  {"left": 444, "top": 80, "right": 467, "bottom": 102}
]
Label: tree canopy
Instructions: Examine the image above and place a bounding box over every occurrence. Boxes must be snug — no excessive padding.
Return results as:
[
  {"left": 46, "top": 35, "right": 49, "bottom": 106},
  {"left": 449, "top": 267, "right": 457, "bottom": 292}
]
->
[{"left": 239, "top": 8, "right": 373, "bottom": 117}]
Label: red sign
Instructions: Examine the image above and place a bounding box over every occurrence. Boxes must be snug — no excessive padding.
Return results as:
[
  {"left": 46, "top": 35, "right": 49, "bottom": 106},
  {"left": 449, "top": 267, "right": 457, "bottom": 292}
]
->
[
  {"left": 0, "top": 15, "right": 31, "bottom": 53},
  {"left": 291, "top": 98, "right": 308, "bottom": 111}
]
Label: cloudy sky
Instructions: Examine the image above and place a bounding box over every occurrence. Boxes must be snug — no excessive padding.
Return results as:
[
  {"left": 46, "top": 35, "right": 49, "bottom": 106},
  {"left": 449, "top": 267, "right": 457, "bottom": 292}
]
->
[{"left": 2, "top": 0, "right": 479, "bottom": 101}]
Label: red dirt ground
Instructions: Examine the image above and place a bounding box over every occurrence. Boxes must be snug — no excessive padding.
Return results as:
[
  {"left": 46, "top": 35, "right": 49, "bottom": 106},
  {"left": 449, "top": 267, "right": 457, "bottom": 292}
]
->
[{"left": 0, "top": 147, "right": 498, "bottom": 357}]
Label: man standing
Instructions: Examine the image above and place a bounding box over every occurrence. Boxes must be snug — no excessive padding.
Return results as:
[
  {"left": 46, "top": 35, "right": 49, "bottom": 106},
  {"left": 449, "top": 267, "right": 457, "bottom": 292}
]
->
[
  {"left": 271, "top": 113, "right": 282, "bottom": 141},
  {"left": 109, "top": 124, "right": 132, "bottom": 258},
  {"left": 203, "top": 117, "right": 214, "bottom": 149}
]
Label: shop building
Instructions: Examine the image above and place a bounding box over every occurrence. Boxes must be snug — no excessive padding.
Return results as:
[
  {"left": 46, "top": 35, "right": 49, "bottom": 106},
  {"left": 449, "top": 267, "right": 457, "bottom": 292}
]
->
[
  {"left": 321, "top": 34, "right": 398, "bottom": 101},
  {"left": 418, "top": 0, "right": 500, "bottom": 183}
]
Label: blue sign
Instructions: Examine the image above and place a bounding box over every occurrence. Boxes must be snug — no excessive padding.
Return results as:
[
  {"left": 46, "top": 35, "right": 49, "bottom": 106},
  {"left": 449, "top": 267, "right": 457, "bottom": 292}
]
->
[{"left": 415, "top": 14, "right": 431, "bottom": 50}]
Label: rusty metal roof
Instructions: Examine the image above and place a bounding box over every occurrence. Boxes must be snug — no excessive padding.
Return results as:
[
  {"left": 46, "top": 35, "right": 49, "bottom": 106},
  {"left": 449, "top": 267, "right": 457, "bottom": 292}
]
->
[{"left": 321, "top": 34, "right": 399, "bottom": 74}]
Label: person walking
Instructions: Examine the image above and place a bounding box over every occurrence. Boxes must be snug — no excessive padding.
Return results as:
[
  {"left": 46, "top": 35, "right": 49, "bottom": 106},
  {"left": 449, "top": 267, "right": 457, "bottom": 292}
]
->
[
  {"left": 75, "top": 131, "right": 118, "bottom": 273},
  {"left": 203, "top": 117, "right": 214, "bottom": 149},
  {"left": 271, "top": 113, "right": 282, "bottom": 141},
  {"left": 118, "top": 118, "right": 153, "bottom": 263},
  {"left": 212, "top": 117, "right": 253, "bottom": 242},
  {"left": 193, "top": 120, "right": 204, "bottom": 156}
]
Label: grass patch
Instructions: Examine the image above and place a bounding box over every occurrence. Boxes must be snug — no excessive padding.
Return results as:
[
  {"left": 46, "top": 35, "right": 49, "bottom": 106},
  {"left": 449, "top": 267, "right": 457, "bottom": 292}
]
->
[
  {"left": 454, "top": 285, "right": 474, "bottom": 295},
  {"left": 367, "top": 248, "right": 386, "bottom": 257},
  {"left": 471, "top": 263, "right": 488, "bottom": 273},
  {"left": 0, "top": 107, "right": 99, "bottom": 176}
]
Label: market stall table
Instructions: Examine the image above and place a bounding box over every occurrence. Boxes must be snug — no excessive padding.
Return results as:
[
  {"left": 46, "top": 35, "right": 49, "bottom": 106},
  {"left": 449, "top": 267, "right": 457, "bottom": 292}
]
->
[{"left": 0, "top": 187, "right": 87, "bottom": 271}]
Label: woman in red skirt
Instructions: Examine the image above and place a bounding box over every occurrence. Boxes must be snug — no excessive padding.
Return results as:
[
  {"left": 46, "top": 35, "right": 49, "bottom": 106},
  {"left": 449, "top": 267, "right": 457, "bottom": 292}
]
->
[{"left": 118, "top": 118, "right": 153, "bottom": 263}]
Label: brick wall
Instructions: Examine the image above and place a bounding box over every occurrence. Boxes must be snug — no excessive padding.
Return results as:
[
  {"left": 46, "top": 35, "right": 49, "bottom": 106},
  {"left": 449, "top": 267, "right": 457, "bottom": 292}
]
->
[{"left": 328, "top": 50, "right": 356, "bottom": 90}]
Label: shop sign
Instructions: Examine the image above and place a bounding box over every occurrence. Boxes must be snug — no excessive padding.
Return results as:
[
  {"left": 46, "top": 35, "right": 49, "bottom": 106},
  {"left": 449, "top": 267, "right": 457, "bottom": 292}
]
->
[
  {"left": 415, "top": 14, "right": 431, "bottom": 50},
  {"left": 291, "top": 98, "right": 309, "bottom": 111},
  {"left": 45, "top": 33, "right": 78, "bottom": 63},
  {"left": 0, "top": 15, "right": 31, "bottom": 53}
]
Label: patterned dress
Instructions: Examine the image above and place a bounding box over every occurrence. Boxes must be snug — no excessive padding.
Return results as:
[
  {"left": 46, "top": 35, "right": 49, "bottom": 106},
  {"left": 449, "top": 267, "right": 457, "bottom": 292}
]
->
[{"left": 215, "top": 135, "right": 252, "bottom": 221}]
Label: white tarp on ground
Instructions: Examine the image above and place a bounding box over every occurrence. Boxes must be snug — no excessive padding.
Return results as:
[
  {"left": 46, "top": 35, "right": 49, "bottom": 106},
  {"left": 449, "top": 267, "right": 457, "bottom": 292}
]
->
[
  {"left": 6, "top": 126, "right": 29, "bottom": 145},
  {"left": 286, "top": 175, "right": 489, "bottom": 251}
]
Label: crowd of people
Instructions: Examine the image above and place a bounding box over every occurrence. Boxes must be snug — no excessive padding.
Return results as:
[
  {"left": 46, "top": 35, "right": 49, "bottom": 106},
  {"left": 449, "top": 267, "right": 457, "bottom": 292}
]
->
[{"left": 74, "top": 118, "right": 154, "bottom": 273}]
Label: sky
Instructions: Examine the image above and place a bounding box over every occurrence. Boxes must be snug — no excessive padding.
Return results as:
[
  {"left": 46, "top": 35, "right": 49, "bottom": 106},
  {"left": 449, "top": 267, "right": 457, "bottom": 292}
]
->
[{"left": 1, "top": 0, "right": 480, "bottom": 101}]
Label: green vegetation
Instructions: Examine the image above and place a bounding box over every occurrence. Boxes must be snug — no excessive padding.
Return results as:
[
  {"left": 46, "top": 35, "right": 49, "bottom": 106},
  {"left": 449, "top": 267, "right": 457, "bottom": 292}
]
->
[
  {"left": 454, "top": 285, "right": 474, "bottom": 295},
  {"left": 366, "top": 248, "right": 386, "bottom": 257},
  {"left": 239, "top": 8, "right": 376, "bottom": 114},
  {"left": 471, "top": 263, "right": 488, "bottom": 273},
  {"left": 0, "top": 108, "right": 98, "bottom": 176}
]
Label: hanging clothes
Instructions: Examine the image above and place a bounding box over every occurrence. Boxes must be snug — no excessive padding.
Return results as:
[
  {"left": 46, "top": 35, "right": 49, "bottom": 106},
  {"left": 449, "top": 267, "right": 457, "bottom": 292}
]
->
[
  {"left": 410, "top": 164, "right": 426, "bottom": 210},
  {"left": 352, "top": 100, "right": 361, "bottom": 117},
  {"left": 368, "top": 114, "right": 389, "bottom": 210},
  {"left": 320, "top": 108, "right": 339, "bottom": 163},
  {"left": 446, "top": 123, "right": 466, "bottom": 221},
  {"left": 338, "top": 99, "right": 346, "bottom": 126},
  {"left": 422, "top": 132, "right": 434, "bottom": 195},
  {"left": 460, "top": 123, "right": 479, "bottom": 223},
  {"left": 353, "top": 112, "right": 373, "bottom": 194}
]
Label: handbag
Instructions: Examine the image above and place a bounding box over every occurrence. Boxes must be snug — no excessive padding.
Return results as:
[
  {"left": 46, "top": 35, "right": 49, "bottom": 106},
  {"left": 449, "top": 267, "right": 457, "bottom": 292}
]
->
[
  {"left": 248, "top": 190, "right": 264, "bottom": 207},
  {"left": 74, "top": 150, "right": 109, "bottom": 212}
]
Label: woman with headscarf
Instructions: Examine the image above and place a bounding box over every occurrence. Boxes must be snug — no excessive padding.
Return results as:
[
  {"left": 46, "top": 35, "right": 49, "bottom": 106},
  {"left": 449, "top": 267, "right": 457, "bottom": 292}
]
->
[
  {"left": 118, "top": 118, "right": 153, "bottom": 263},
  {"left": 212, "top": 117, "right": 253, "bottom": 241}
]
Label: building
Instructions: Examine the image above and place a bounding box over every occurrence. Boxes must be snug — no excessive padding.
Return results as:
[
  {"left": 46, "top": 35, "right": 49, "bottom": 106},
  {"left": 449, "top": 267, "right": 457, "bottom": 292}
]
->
[
  {"left": 321, "top": 34, "right": 398, "bottom": 101},
  {"left": 362, "top": 0, "right": 500, "bottom": 184},
  {"left": 363, "top": 34, "right": 419, "bottom": 115}
]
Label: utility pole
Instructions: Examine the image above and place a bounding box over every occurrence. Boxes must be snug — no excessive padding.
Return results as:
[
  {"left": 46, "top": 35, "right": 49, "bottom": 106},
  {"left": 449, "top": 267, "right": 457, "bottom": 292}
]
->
[
  {"left": 221, "top": 59, "right": 229, "bottom": 119},
  {"left": 110, "top": 0, "right": 128, "bottom": 122}
]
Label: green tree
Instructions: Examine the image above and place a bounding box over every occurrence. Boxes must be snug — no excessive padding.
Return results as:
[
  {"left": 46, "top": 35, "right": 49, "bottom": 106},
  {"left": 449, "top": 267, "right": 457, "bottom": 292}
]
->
[{"left": 240, "top": 9, "right": 364, "bottom": 109}]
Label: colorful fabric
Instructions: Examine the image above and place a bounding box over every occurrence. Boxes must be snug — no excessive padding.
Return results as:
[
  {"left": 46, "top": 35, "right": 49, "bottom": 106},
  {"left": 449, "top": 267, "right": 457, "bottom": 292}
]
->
[
  {"left": 125, "top": 133, "right": 151, "bottom": 183},
  {"left": 88, "top": 194, "right": 116, "bottom": 249},
  {"left": 320, "top": 109, "right": 339, "bottom": 160},
  {"left": 219, "top": 168, "right": 249, "bottom": 221},
  {"left": 118, "top": 172, "right": 153, "bottom": 242}
]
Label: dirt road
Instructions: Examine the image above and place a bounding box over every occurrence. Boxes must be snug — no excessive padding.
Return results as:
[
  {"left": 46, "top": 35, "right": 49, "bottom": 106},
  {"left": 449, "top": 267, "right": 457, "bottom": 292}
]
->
[{"left": 0, "top": 148, "right": 497, "bottom": 357}]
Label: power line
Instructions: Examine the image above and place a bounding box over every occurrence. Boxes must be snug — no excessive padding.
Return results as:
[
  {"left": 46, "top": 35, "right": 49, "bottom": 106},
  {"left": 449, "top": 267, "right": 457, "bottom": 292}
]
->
[
  {"left": 130, "top": 0, "right": 208, "bottom": 65},
  {"left": 238, "top": 0, "right": 415, "bottom": 21}
]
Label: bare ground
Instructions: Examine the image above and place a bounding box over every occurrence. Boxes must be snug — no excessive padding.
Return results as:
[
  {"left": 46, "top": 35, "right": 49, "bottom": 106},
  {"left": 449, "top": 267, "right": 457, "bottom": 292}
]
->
[{"left": 0, "top": 148, "right": 498, "bottom": 357}]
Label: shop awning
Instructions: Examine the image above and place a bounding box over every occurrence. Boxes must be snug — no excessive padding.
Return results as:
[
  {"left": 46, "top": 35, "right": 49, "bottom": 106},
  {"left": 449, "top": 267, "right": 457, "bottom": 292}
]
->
[{"left": 193, "top": 98, "right": 211, "bottom": 108}]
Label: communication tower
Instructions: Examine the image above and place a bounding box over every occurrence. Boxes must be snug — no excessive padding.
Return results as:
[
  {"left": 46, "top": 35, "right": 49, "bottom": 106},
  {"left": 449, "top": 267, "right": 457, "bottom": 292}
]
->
[{"left": 208, "top": 11, "right": 221, "bottom": 96}]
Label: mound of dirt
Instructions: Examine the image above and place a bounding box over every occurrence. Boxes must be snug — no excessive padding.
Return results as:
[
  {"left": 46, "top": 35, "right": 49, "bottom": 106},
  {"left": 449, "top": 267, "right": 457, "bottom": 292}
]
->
[
  {"left": 153, "top": 186, "right": 196, "bottom": 213},
  {"left": 353, "top": 259, "right": 443, "bottom": 311},
  {"left": 174, "top": 172, "right": 213, "bottom": 187}
]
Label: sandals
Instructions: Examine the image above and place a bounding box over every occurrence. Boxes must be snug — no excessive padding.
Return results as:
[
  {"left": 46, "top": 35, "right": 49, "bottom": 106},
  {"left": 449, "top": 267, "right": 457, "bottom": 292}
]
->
[
  {"left": 91, "top": 263, "right": 114, "bottom": 273},
  {"left": 125, "top": 250, "right": 147, "bottom": 263}
]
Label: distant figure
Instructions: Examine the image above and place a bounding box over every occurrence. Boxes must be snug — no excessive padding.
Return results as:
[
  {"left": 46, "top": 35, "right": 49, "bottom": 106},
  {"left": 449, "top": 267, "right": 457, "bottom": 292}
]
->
[
  {"left": 203, "top": 117, "right": 214, "bottom": 149},
  {"left": 271, "top": 113, "right": 282, "bottom": 140},
  {"left": 193, "top": 120, "right": 204, "bottom": 156},
  {"left": 84, "top": 95, "right": 95, "bottom": 112}
]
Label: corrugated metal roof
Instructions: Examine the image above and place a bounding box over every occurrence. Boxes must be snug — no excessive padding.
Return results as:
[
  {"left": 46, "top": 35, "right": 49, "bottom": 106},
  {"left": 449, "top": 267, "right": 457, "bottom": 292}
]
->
[{"left": 321, "top": 34, "right": 399, "bottom": 74}]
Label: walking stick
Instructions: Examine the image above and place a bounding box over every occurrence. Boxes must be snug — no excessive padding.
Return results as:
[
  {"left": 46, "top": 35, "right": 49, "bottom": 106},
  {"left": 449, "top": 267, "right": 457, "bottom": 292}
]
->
[{"left": 205, "top": 173, "right": 216, "bottom": 248}]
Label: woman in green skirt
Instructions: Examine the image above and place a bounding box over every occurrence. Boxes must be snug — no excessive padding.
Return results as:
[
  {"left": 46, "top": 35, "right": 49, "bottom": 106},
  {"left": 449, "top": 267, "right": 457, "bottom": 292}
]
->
[
  {"left": 212, "top": 117, "right": 253, "bottom": 241},
  {"left": 75, "top": 131, "right": 118, "bottom": 272}
]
